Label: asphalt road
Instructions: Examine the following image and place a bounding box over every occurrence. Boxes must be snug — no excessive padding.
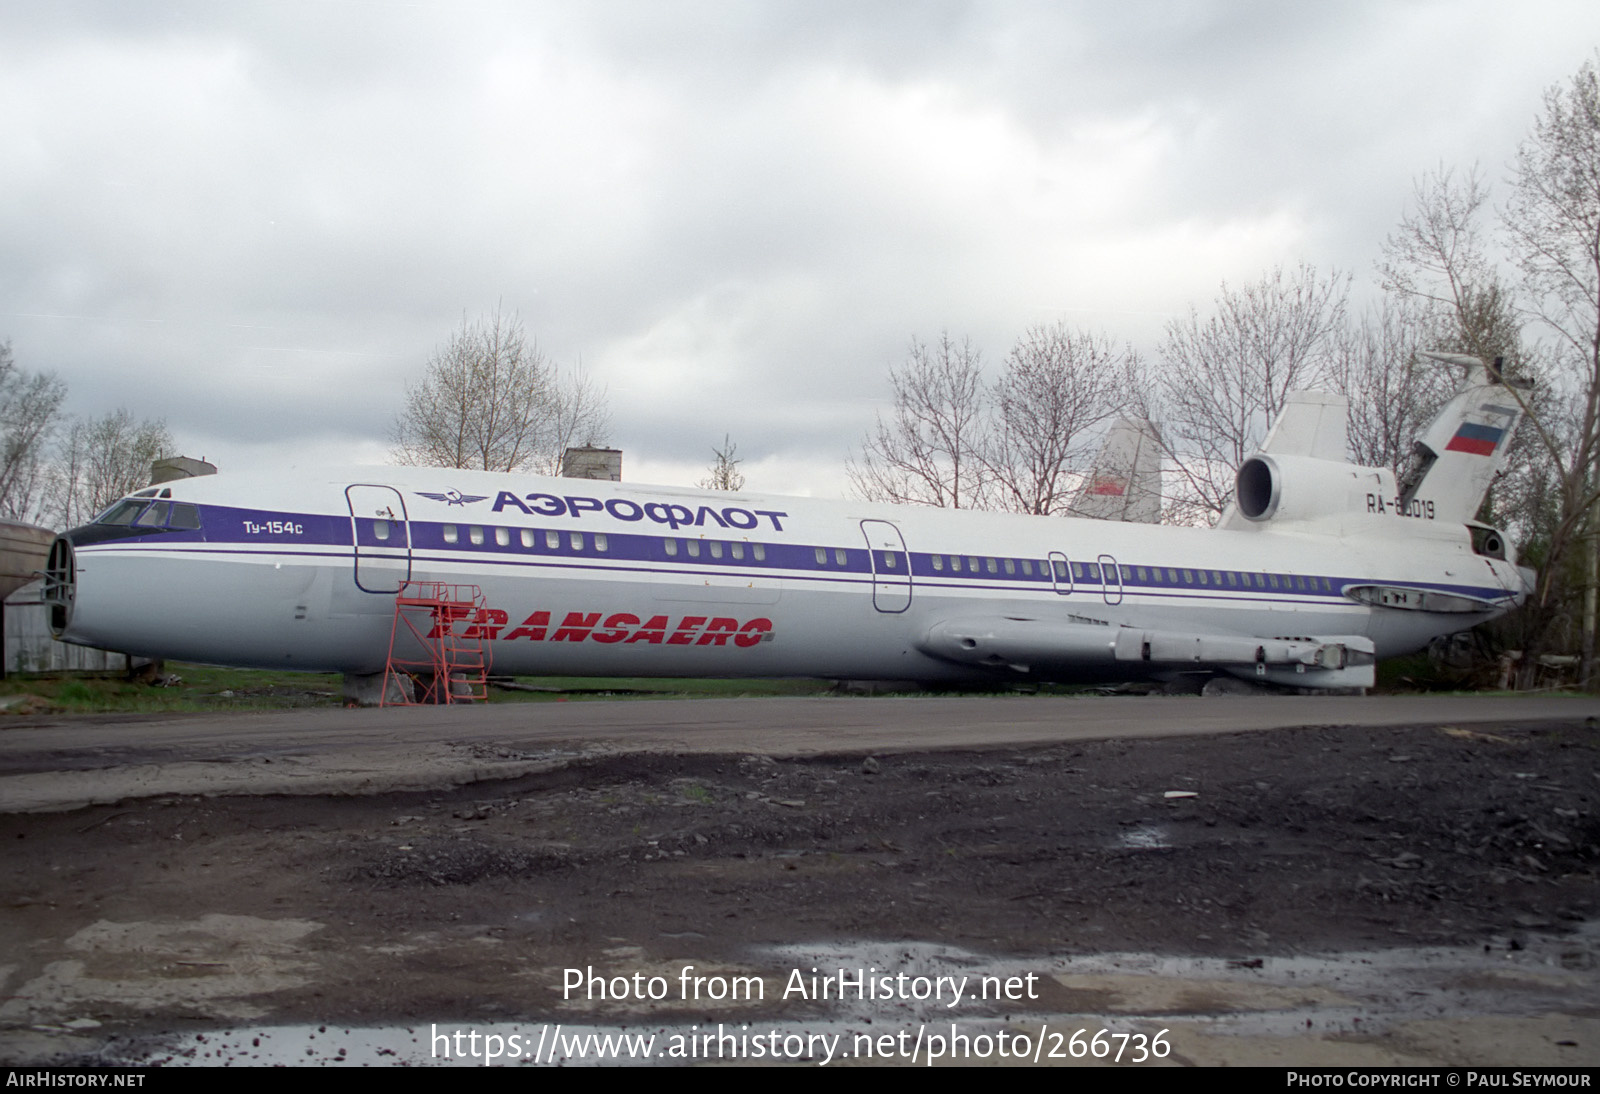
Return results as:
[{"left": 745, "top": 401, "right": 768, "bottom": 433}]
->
[{"left": 1, "top": 692, "right": 1594, "bottom": 813}]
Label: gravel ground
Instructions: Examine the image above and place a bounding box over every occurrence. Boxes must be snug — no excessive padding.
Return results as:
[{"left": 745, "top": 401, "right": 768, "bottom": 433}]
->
[{"left": 1, "top": 717, "right": 1596, "bottom": 1066}]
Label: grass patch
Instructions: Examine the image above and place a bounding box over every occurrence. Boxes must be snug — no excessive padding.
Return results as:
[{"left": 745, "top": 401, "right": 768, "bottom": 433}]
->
[
  {"left": 2, "top": 665, "right": 838, "bottom": 714},
  {"left": 0, "top": 663, "right": 344, "bottom": 714}
]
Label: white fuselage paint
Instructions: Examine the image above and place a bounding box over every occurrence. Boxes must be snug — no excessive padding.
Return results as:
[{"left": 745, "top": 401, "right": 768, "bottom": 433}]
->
[{"left": 52, "top": 466, "right": 1526, "bottom": 684}]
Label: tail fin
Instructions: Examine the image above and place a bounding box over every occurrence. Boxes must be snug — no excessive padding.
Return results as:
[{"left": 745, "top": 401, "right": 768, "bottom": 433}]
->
[
  {"left": 1397, "top": 353, "right": 1525, "bottom": 523},
  {"left": 1255, "top": 390, "right": 1349, "bottom": 461},
  {"left": 1070, "top": 418, "right": 1161, "bottom": 523}
]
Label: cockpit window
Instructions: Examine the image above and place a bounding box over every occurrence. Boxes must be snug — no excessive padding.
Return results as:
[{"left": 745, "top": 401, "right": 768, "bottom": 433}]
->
[
  {"left": 98, "top": 499, "right": 202, "bottom": 530},
  {"left": 134, "top": 502, "right": 172, "bottom": 527},
  {"left": 96, "top": 500, "right": 146, "bottom": 526},
  {"left": 100, "top": 499, "right": 203, "bottom": 531}
]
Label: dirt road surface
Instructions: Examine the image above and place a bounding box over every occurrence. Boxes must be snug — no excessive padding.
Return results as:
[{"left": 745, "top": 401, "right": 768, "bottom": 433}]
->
[{"left": 1, "top": 694, "right": 1597, "bottom": 1067}]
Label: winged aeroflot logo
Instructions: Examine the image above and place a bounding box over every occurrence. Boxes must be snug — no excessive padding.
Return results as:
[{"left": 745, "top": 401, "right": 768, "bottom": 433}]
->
[{"left": 415, "top": 489, "right": 490, "bottom": 506}]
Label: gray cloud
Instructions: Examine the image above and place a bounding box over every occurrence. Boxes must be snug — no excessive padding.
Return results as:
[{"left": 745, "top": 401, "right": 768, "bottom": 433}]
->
[{"left": 1, "top": 1, "right": 1596, "bottom": 495}]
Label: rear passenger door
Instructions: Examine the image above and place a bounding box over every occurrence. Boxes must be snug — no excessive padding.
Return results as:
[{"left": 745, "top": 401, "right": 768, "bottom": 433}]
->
[{"left": 860, "top": 519, "right": 912, "bottom": 613}]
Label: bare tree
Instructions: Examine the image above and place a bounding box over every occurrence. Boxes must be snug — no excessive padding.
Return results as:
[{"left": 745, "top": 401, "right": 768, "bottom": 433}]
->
[
  {"left": 392, "top": 310, "right": 609, "bottom": 475},
  {"left": 847, "top": 333, "right": 987, "bottom": 508},
  {"left": 1498, "top": 56, "right": 1600, "bottom": 686},
  {"left": 0, "top": 342, "right": 67, "bottom": 525},
  {"left": 1327, "top": 297, "right": 1458, "bottom": 476},
  {"left": 540, "top": 359, "right": 611, "bottom": 477},
  {"left": 1374, "top": 165, "right": 1543, "bottom": 530},
  {"left": 1149, "top": 264, "right": 1350, "bottom": 522},
  {"left": 981, "top": 323, "right": 1136, "bottom": 515},
  {"left": 698, "top": 434, "right": 746, "bottom": 492},
  {"left": 1379, "top": 167, "right": 1524, "bottom": 366},
  {"left": 52, "top": 410, "right": 175, "bottom": 528}
]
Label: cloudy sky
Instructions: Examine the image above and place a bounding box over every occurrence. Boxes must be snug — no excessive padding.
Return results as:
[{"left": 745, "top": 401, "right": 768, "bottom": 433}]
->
[{"left": 3, "top": 1, "right": 1596, "bottom": 498}]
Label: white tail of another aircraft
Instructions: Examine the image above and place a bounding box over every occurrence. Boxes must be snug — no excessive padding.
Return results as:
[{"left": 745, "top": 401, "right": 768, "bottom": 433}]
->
[{"left": 1069, "top": 418, "right": 1162, "bottom": 524}]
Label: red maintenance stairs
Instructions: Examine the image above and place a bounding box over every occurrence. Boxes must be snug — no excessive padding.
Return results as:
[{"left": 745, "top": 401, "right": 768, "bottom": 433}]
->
[{"left": 381, "top": 581, "right": 491, "bottom": 705}]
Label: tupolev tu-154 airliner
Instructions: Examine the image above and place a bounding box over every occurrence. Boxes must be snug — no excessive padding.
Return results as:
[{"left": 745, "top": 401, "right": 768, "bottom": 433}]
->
[{"left": 44, "top": 355, "right": 1530, "bottom": 695}]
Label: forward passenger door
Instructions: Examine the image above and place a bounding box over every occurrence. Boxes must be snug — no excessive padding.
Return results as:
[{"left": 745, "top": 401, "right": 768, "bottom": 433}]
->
[{"left": 346, "top": 484, "right": 412, "bottom": 594}]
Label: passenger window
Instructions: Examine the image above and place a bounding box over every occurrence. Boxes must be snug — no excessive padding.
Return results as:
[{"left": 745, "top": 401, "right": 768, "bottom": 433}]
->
[
  {"left": 815, "top": 547, "right": 828, "bottom": 565},
  {"left": 932, "top": 555, "right": 944, "bottom": 571},
  {"left": 730, "top": 542, "right": 744, "bottom": 560},
  {"left": 520, "top": 529, "right": 535, "bottom": 548},
  {"left": 1197, "top": 570, "right": 1208, "bottom": 584},
  {"left": 709, "top": 541, "right": 723, "bottom": 559},
  {"left": 1182, "top": 569, "right": 1193, "bottom": 583},
  {"left": 570, "top": 532, "right": 584, "bottom": 551},
  {"left": 1021, "top": 559, "right": 1032, "bottom": 576},
  {"left": 687, "top": 540, "right": 700, "bottom": 558},
  {"left": 753, "top": 544, "right": 765, "bottom": 562},
  {"left": 664, "top": 538, "right": 678, "bottom": 557},
  {"left": 1004, "top": 558, "right": 1015, "bottom": 575},
  {"left": 595, "top": 533, "right": 608, "bottom": 552},
  {"left": 1136, "top": 567, "right": 1147, "bottom": 581},
  {"left": 1053, "top": 559, "right": 1068, "bottom": 580},
  {"left": 1211, "top": 571, "right": 1222, "bottom": 585},
  {"left": 835, "top": 548, "right": 848, "bottom": 566},
  {"left": 469, "top": 526, "right": 484, "bottom": 545},
  {"left": 546, "top": 530, "right": 561, "bottom": 549},
  {"left": 495, "top": 527, "right": 510, "bottom": 547},
  {"left": 966, "top": 556, "right": 977, "bottom": 572},
  {"left": 1226, "top": 572, "right": 1238, "bottom": 586},
  {"left": 373, "top": 519, "right": 390, "bottom": 541},
  {"left": 443, "top": 524, "right": 458, "bottom": 544},
  {"left": 882, "top": 551, "right": 897, "bottom": 569},
  {"left": 1072, "top": 562, "right": 1085, "bottom": 579},
  {"left": 1268, "top": 574, "right": 1280, "bottom": 589},
  {"left": 986, "top": 558, "right": 997, "bottom": 574}
]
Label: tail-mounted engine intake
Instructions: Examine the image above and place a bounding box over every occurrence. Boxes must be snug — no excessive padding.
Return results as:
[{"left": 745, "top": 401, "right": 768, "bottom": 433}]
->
[{"left": 1234, "top": 454, "right": 1391, "bottom": 525}]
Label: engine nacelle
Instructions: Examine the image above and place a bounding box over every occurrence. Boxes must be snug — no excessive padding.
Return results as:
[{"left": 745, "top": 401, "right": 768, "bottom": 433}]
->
[{"left": 1234, "top": 453, "right": 1395, "bottom": 527}]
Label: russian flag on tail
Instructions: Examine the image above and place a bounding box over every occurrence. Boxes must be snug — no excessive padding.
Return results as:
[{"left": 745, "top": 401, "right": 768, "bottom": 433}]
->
[{"left": 1445, "top": 421, "right": 1505, "bottom": 456}]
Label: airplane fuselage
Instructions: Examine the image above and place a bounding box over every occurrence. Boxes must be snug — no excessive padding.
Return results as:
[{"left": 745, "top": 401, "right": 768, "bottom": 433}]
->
[{"left": 48, "top": 465, "right": 1527, "bottom": 688}]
